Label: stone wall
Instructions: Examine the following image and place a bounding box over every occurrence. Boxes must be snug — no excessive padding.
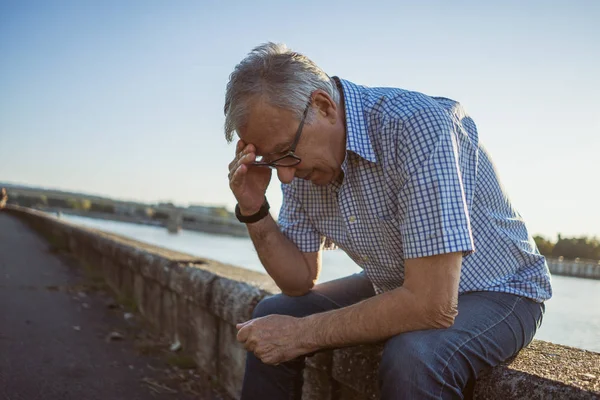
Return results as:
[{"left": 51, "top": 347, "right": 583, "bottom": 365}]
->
[{"left": 4, "top": 205, "right": 599, "bottom": 399}]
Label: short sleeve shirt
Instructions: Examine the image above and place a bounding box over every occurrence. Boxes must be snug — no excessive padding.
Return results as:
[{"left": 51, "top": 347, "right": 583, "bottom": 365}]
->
[{"left": 278, "top": 77, "right": 552, "bottom": 302}]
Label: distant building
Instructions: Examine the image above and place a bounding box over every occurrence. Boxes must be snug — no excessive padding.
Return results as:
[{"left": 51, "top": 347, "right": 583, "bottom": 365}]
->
[
  {"left": 114, "top": 203, "right": 137, "bottom": 216},
  {"left": 187, "top": 205, "right": 214, "bottom": 215},
  {"left": 187, "top": 204, "right": 235, "bottom": 220}
]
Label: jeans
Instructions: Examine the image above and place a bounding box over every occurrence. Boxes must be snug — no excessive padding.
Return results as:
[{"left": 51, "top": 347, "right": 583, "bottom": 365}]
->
[{"left": 240, "top": 272, "right": 545, "bottom": 400}]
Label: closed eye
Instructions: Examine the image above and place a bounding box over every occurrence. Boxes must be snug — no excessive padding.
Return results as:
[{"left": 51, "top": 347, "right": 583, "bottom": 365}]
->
[{"left": 270, "top": 141, "right": 293, "bottom": 155}]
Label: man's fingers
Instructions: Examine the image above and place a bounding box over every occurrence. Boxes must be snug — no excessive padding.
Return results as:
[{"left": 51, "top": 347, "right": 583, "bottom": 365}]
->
[
  {"left": 230, "top": 164, "right": 247, "bottom": 186},
  {"left": 228, "top": 151, "right": 244, "bottom": 172},
  {"left": 233, "top": 152, "right": 255, "bottom": 169},
  {"left": 259, "top": 352, "right": 280, "bottom": 365},
  {"left": 228, "top": 147, "right": 256, "bottom": 182},
  {"left": 236, "top": 323, "right": 250, "bottom": 343},
  {"left": 236, "top": 140, "right": 245, "bottom": 153},
  {"left": 235, "top": 141, "right": 254, "bottom": 160},
  {"left": 236, "top": 319, "right": 253, "bottom": 330}
]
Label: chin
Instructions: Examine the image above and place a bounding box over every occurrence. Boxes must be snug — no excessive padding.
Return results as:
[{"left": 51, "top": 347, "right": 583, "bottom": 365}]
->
[
  {"left": 304, "top": 169, "right": 336, "bottom": 186},
  {"left": 310, "top": 174, "right": 331, "bottom": 186}
]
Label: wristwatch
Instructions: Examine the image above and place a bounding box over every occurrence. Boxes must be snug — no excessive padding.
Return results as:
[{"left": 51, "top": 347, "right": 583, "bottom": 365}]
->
[{"left": 235, "top": 199, "right": 270, "bottom": 224}]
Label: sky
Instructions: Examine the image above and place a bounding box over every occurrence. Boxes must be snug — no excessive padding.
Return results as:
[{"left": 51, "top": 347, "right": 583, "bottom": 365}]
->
[{"left": 0, "top": 0, "right": 598, "bottom": 240}]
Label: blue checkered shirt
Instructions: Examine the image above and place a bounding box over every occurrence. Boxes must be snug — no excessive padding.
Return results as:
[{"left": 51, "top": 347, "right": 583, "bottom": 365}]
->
[{"left": 278, "top": 77, "right": 552, "bottom": 302}]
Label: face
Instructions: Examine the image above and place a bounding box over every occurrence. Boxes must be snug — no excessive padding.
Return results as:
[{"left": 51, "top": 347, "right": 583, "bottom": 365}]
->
[{"left": 238, "top": 92, "right": 346, "bottom": 186}]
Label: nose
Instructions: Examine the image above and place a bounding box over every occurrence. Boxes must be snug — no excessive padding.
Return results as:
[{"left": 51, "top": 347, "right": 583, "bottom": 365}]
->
[{"left": 276, "top": 166, "right": 296, "bottom": 184}]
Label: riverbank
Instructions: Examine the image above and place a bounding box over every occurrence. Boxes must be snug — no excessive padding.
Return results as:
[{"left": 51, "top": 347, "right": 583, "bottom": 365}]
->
[
  {"left": 42, "top": 207, "right": 249, "bottom": 238},
  {"left": 45, "top": 208, "right": 600, "bottom": 280}
]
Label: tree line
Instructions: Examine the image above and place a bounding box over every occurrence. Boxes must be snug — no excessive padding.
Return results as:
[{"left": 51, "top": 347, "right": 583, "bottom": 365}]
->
[
  {"left": 534, "top": 235, "right": 600, "bottom": 262},
  {"left": 6, "top": 193, "right": 150, "bottom": 218},
  {"left": 5, "top": 192, "right": 232, "bottom": 223}
]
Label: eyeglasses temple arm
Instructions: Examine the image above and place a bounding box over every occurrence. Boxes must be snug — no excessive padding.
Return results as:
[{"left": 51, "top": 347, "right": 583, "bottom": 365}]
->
[{"left": 289, "top": 102, "right": 311, "bottom": 151}]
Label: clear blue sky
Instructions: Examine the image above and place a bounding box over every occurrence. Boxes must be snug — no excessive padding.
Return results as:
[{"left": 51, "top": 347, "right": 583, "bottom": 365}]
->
[{"left": 1, "top": 0, "right": 598, "bottom": 239}]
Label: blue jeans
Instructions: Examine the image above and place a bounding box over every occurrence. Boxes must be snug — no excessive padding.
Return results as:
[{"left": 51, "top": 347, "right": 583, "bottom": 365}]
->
[{"left": 240, "top": 272, "right": 545, "bottom": 400}]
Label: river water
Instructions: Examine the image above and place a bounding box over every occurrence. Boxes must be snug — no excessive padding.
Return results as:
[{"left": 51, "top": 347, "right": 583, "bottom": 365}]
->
[{"left": 60, "top": 214, "right": 599, "bottom": 353}]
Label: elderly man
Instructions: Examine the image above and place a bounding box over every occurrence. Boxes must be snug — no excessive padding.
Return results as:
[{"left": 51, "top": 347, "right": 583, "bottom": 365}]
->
[{"left": 225, "top": 43, "right": 551, "bottom": 399}]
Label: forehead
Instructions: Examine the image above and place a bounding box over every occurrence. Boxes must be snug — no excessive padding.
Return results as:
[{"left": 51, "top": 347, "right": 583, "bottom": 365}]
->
[{"left": 238, "top": 100, "right": 298, "bottom": 154}]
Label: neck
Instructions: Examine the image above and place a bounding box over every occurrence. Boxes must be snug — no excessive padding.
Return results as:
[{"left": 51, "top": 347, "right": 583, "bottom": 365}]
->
[
  {"left": 336, "top": 96, "right": 348, "bottom": 166},
  {"left": 333, "top": 76, "right": 348, "bottom": 162}
]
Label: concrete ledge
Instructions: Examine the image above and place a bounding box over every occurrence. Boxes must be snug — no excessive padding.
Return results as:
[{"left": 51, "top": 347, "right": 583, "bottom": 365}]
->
[
  {"left": 4, "top": 205, "right": 599, "bottom": 399},
  {"left": 474, "top": 340, "right": 600, "bottom": 399}
]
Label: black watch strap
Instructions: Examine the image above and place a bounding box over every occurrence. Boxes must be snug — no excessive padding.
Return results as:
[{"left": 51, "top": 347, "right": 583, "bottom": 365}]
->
[{"left": 235, "top": 199, "right": 270, "bottom": 224}]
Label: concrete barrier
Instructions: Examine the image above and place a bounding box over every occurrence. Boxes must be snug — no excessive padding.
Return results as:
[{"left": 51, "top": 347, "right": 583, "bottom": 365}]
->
[
  {"left": 547, "top": 259, "right": 600, "bottom": 280},
  {"left": 4, "top": 205, "right": 599, "bottom": 399}
]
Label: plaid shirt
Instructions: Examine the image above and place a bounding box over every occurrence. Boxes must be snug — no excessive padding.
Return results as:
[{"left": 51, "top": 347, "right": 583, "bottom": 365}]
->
[{"left": 278, "top": 77, "right": 552, "bottom": 302}]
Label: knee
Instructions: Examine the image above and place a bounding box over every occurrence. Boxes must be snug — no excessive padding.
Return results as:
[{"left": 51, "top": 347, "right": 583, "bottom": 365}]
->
[
  {"left": 251, "top": 294, "right": 304, "bottom": 319},
  {"left": 252, "top": 295, "right": 281, "bottom": 319},
  {"left": 251, "top": 290, "right": 330, "bottom": 320},
  {"left": 379, "top": 332, "right": 472, "bottom": 399},
  {"left": 379, "top": 332, "right": 443, "bottom": 387}
]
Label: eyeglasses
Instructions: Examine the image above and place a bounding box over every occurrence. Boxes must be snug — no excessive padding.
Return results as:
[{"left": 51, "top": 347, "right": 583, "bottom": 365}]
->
[{"left": 252, "top": 101, "right": 311, "bottom": 169}]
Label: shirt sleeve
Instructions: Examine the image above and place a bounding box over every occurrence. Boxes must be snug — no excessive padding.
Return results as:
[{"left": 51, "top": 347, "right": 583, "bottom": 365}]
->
[
  {"left": 397, "top": 107, "right": 476, "bottom": 259},
  {"left": 277, "top": 182, "right": 324, "bottom": 253}
]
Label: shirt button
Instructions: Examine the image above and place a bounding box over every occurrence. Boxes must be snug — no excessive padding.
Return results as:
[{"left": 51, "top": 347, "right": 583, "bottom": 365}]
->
[
  {"left": 362, "top": 255, "right": 369, "bottom": 262},
  {"left": 349, "top": 216, "right": 357, "bottom": 223}
]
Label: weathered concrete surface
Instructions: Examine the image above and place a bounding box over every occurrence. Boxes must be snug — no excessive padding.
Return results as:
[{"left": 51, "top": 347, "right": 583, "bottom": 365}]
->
[
  {"left": 325, "top": 340, "right": 600, "bottom": 399},
  {"left": 0, "top": 212, "right": 227, "bottom": 399},
  {"left": 303, "top": 350, "right": 336, "bottom": 399},
  {"left": 332, "top": 345, "right": 382, "bottom": 399},
  {"left": 189, "top": 303, "right": 219, "bottom": 376},
  {"left": 474, "top": 340, "right": 600, "bottom": 399},
  {"left": 218, "top": 319, "right": 249, "bottom": 397},
  {"left": 211, "top": 276, "right": 266, "bottom": 325},
  {"left": 303, "top": 365, "right": 336, "bottom": 400}
]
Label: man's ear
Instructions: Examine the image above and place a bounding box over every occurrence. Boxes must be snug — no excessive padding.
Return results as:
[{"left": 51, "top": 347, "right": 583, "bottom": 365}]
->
[{"left": 312, "top": 90, "right": 337, "bottom": 123}]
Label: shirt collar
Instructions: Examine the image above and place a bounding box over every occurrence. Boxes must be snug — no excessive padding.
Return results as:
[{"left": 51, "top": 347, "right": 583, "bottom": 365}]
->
[{"left": 333, "top": 76, "right": 377, "bottom": 164}]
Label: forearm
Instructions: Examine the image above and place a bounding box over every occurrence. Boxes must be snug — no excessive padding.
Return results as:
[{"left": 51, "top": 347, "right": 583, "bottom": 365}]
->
[
  {"left": 303, "top": 286, "right": 454, "bottom": 350},
  {"left": 246, "top": 214, "right": 316, "bottom": 296}
]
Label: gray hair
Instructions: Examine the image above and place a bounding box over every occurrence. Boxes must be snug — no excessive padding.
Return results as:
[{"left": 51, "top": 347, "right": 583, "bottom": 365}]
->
[{"left": 224, "top": 42, "right": 340, "bottom": 143}]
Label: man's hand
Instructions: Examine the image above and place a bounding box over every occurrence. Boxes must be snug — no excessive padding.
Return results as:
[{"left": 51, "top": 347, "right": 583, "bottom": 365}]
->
[
  {"left": 228, "top": 140, "right": 272, "bottom": 215},
  {"left": 236, "top": 315, "right": 316, "bottom": 365}
]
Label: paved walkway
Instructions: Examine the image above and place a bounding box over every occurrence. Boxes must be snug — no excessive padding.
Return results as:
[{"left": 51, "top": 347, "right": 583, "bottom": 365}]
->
[{"left": 0, "top": 212, "right": 227, "bottom": 400}]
